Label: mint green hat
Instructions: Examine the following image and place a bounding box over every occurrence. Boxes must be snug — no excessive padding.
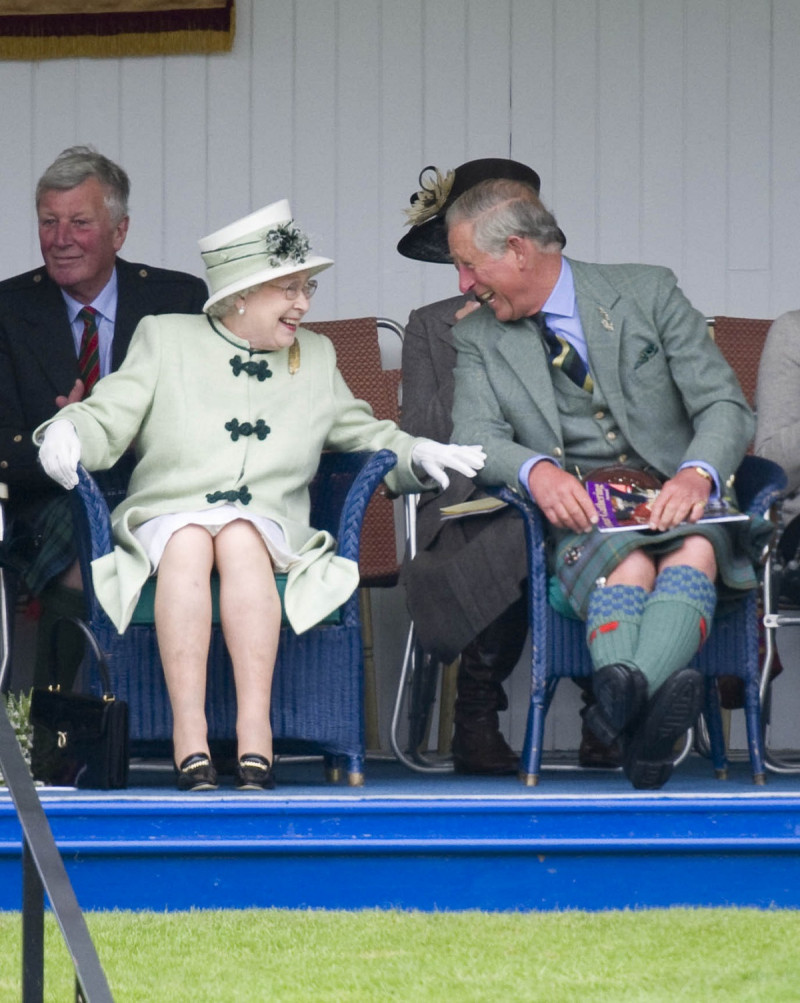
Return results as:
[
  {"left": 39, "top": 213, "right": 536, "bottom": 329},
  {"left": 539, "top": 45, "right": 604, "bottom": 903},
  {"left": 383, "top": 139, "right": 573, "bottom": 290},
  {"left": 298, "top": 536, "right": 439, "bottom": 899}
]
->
[{"left": 198, "top": 199, "right": 333, "bottom": 313}]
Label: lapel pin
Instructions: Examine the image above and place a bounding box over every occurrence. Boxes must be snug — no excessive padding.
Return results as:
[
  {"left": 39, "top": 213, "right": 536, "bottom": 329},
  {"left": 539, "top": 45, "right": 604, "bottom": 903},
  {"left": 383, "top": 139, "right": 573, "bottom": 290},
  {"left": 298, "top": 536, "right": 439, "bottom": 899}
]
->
[{"left": 598, "top": 307, "right": 614, "bottom": 332}]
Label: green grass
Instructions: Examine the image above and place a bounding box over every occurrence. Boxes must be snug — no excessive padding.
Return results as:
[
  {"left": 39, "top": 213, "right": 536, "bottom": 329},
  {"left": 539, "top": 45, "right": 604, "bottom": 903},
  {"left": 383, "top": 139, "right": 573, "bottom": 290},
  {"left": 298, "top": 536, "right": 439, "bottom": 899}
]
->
[{"left": 2, "top": 907, "right": 800, "bottom": 1001}]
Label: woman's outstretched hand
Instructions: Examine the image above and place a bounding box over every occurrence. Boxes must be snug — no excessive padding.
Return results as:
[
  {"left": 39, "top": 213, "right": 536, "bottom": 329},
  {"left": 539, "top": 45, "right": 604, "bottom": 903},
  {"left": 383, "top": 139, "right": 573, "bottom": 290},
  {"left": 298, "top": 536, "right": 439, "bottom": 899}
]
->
[
  {"left": 38, "top": 419, "right": 81, "bottom": 490},
  {"left": 411, "top": 440, "right": 486, "bottom": 490}
]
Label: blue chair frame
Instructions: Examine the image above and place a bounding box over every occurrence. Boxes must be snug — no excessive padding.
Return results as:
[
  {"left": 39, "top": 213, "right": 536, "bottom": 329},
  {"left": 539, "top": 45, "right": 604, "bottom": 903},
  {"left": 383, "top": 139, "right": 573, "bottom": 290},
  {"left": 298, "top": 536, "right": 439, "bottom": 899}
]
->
[
  {"left": 70, "top": 449, "right": 398, "bottom": 786},
  {"left": 492, "top": 455, "right": 786, "bottom": 786}
]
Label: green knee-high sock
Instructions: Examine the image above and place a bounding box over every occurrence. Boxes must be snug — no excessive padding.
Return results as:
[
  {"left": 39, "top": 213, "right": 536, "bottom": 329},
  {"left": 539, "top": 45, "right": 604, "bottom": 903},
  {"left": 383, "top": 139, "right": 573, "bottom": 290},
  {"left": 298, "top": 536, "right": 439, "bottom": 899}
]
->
[
  {"left": 33, "top": 583, "right": 88, "bottom": 691},
  {"left": 586, "top": 584, "right": 648, "bottom": 672},
  {"left": 633, "top": 565, "right": 717, "bottom": 693}
]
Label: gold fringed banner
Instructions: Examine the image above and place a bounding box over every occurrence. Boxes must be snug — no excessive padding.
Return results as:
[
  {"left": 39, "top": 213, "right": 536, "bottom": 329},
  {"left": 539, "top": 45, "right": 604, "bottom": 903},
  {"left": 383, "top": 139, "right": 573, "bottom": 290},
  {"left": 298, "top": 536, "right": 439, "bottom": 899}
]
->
[{"left": 0, "top": 0, "right": 235, "bottom": 60}]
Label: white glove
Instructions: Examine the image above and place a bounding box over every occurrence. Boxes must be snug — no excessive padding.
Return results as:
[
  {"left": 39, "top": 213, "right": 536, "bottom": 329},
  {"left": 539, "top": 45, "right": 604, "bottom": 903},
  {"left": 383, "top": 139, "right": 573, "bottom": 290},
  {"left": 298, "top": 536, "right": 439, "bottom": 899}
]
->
[
  {"left": 411, "top": 440, "right": 486, "bottom": 491},
  {"left": 38, "top": 419, "right": 81, "bottom": 490}
]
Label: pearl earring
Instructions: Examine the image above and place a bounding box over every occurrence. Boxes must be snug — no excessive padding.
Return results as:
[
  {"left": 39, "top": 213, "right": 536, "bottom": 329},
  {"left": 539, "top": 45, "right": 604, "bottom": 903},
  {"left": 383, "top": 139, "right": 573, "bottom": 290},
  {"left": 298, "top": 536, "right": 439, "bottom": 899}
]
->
[{"left": 237, "top": 303, "right": 246, "bottom": 316}]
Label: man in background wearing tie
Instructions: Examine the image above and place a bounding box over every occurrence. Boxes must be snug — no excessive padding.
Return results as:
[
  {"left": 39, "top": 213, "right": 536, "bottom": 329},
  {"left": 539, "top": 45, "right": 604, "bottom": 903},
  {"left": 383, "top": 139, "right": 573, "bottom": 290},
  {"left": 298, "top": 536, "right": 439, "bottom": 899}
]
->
[
  {"left": 0, "top": 145, "right": 207, "bottom": 699},
  {"left": 448, "top": 178, "right": 765, "bottom": 789}
]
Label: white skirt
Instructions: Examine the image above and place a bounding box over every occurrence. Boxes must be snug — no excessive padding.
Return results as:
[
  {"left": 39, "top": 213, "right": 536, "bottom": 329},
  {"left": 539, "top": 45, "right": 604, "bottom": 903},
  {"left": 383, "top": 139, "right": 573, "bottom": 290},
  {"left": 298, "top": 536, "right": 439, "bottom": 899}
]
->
[{"left": 132, "top": 504, "right": 299, "bottom": 575}]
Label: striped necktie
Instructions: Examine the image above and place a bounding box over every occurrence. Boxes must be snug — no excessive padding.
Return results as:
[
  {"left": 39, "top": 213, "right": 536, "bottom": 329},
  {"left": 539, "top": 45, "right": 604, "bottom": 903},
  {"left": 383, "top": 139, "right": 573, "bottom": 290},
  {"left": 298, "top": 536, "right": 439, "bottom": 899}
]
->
[
  {"left": 536, "top": 313, "right": 594, "bottom": 393},
  {"left": 77, "top": 306, "right": 100, "bottom": 394}
]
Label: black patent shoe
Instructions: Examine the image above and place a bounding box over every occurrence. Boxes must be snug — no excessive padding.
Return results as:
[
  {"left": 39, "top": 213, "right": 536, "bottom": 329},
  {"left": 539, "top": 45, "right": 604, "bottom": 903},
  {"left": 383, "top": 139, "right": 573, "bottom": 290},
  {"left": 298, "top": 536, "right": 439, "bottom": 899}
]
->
[
  {"left": 624, "top": 668, "right": 703, "bottom": 790},
  {"left": 176, "top": 753, "right": 219, "bottom": 792},
  {"left": 236, "top": 753, "right": 277, "bottom": 791}
]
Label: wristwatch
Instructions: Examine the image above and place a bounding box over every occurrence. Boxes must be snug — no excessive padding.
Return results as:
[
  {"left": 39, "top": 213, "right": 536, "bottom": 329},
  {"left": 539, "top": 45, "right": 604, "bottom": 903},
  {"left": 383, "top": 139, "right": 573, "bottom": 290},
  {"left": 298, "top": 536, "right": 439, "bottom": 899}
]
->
[{"left": 692, "top": 466, "right": 713, "bottom": 483}]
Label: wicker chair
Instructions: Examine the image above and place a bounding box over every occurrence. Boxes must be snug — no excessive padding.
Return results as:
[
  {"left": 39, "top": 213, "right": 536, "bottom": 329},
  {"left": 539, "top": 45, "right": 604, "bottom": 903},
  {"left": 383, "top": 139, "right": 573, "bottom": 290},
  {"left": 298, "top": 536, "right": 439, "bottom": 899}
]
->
[
  {"left": 71, "top": 449, "right": 398, "bottom": 786},
  {"left": 497, "top": 454, "right": 785, "bottom": 786},
  {"left": 709, "top": 315, "right": 773, "bottom": 410}
]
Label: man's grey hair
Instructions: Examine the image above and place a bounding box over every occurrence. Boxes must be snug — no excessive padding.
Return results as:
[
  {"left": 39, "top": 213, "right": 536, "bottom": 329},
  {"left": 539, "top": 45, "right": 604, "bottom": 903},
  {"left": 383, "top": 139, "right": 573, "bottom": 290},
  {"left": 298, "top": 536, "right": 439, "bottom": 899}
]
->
[
  {"left": 445, "top": 178, "right": 565, "bottom": 256},
  {"left": 36, "top": 145, "right": 130, "bottom": 224}
]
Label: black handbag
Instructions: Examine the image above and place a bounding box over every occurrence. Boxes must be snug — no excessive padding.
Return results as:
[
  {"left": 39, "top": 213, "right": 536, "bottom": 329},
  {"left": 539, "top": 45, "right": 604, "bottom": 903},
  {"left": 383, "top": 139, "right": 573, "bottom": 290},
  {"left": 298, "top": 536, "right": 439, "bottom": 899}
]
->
[{"left": 31, "top": 617, "right": 129, "bottom": 789}]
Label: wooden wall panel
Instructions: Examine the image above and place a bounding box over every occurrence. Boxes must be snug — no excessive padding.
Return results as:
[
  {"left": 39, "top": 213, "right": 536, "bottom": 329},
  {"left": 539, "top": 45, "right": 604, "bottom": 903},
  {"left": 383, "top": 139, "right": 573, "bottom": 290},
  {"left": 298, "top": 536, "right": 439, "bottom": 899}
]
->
[
  {"left": 0, "top": 62, "right": 35, "bottom": 266},
  {"left": 596, "top": 0, "right": 642, "bottom": 264},
  {"left": 206, "top": 0, "right": 253, "bottom": 238},
  {"left": 509, "top": 0, "right": 557, "bottom": 208},
  {"left": 640, "top": 1, "right": 685, "bottom": 272},
  {"left": 771, "top": 0, "right": 800, "bottom": 316},
  {"left": 379, "top": 0, "right": 427, "bottom": 328},
  {"left": 249, "top": 0, "right": 296, "bottom": 209},
  {"left": 119, "top": 59, "right": 167, "bottom": 267},
  {"left": 3, "top": 0, "right": 796, "bottom": 318},
  {"left": 292, "top": 1, "right": 338, "bottom": 321},
  {"left": 163, "top": 56, "right": 208, "bottom": 275},
  {"left": 334, "top": 0, "right": 382, "bottom": 319},
  {"left": 683, "top": 0, "right": 729, "bottom": 314},
  {"left": 550, "top": 0, "right": 598, "bottom": 259}
]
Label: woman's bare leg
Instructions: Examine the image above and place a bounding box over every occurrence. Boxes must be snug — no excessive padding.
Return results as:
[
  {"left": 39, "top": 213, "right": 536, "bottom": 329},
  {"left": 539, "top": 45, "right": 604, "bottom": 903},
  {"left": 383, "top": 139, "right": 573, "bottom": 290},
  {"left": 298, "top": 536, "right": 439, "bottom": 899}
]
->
[
  {"left": 214, "top": 520, "right": 282, "bottom": 762},
  {"left": 154, "top": 525, "right": 215, "bottom": 766}
]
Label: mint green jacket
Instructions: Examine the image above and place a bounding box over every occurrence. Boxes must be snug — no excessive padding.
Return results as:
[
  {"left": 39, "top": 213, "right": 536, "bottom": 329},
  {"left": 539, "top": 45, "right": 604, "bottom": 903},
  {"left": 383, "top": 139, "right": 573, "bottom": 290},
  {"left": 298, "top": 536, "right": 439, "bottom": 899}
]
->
[{"left": 37, "top": 314, "right": 426, "bottom": 633}]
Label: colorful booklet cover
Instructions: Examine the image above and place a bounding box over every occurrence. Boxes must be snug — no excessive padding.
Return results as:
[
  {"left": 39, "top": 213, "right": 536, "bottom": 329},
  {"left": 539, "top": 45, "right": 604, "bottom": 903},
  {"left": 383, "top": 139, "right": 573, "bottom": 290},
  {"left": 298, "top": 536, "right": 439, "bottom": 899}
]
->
[{"left": 585, "top": 478, "right": 749, "bottom": 533}]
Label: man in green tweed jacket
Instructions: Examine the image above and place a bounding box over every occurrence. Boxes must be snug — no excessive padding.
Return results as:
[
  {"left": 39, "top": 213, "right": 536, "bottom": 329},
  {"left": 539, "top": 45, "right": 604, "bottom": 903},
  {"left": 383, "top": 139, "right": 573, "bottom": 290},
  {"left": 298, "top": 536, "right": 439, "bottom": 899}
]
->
[{"left": 448, "top": 178, "right": 764, "bottom": 790}]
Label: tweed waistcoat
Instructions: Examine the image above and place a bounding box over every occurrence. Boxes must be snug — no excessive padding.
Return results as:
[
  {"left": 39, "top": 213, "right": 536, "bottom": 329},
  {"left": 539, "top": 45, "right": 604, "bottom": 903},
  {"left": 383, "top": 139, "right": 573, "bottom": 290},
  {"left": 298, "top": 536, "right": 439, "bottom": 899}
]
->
[{"left": 551, "top": 368, "right": 643, "bottom": 478}]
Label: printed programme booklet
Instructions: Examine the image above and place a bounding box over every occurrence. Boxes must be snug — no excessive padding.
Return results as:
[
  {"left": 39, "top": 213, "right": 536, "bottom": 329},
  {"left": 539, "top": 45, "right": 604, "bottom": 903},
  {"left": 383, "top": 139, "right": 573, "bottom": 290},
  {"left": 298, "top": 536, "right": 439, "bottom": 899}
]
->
[
  {"left": 585, "top": 478, "right": 749, "bottom": 534},
  {"left": 439, "top": 496, "right": 508, "bottom": 520}
]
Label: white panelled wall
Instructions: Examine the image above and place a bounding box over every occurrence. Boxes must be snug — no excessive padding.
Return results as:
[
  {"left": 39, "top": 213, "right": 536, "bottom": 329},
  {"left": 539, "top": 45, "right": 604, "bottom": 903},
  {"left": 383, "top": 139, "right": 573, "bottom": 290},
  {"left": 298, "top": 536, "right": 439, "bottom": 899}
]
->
[{"left": 2, "top": 0, "right": 799, "bottom": 753}]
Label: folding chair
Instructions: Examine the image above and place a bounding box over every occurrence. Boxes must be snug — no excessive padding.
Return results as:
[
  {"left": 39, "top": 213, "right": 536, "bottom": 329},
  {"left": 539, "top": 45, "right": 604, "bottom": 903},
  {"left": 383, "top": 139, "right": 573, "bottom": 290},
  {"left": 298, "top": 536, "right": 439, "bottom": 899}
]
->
[
  {"left": 389, "top": 491, "right": 460, "bottom": 773},
  {"left": 304, "top": 317, "right": 405, "bottom": 750}
]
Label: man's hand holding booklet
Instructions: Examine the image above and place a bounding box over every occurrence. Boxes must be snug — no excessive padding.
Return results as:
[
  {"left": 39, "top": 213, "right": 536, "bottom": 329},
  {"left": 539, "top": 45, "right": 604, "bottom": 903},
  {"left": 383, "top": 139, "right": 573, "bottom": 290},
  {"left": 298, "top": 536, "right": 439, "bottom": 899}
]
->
[{"left": 585, "top": 473, "right": 748, "bottom": 534}]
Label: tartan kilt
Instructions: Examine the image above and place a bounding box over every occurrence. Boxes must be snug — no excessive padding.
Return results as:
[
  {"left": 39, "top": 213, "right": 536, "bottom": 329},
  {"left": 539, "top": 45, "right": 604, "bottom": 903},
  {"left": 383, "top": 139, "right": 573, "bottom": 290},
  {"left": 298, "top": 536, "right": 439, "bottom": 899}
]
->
[
  {"left": 551, "top": 512, "right": 774, "bottom": 620},
  {"left": 21, "top": 493, "right": 77, "bottom": 595}
]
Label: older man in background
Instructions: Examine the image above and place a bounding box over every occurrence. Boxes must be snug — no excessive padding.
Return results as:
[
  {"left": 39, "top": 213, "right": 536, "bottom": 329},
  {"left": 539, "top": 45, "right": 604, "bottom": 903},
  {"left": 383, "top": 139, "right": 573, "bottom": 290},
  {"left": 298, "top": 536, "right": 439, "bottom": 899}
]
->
[{"left": 0, "top": 145, "right": 207, "bottom": 700}]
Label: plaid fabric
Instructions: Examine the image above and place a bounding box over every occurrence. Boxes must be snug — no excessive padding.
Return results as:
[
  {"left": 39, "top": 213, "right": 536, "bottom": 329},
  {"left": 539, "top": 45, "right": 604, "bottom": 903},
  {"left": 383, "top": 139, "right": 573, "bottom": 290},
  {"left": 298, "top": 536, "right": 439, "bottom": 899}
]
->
[
  {"left": 552, "top": 512, "right": 774, "bottom": 620},
  {"left": 21, "top": 494, "right": 77, "bottom": 595}
]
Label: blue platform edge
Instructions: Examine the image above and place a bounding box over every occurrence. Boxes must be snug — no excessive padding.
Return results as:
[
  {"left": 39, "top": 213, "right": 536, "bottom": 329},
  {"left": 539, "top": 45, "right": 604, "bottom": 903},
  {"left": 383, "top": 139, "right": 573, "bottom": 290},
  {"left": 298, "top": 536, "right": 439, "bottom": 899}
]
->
[{"left": 3, "top": 778, "right": 800, "bottom": 911}]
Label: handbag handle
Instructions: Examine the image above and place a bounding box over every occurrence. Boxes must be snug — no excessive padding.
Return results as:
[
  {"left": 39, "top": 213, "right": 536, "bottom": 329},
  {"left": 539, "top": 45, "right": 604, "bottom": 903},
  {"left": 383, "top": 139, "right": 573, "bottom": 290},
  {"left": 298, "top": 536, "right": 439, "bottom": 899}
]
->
[{"left": 49, "top": 615, "right": 116, "bottom": 701}]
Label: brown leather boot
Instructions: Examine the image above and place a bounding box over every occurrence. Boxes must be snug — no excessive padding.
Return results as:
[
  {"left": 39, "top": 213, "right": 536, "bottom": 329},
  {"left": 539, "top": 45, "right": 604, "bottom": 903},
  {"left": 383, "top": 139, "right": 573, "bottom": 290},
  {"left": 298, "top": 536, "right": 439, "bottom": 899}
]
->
[{"left": 452, "top": 596, "right": 527, "bottom": 775}]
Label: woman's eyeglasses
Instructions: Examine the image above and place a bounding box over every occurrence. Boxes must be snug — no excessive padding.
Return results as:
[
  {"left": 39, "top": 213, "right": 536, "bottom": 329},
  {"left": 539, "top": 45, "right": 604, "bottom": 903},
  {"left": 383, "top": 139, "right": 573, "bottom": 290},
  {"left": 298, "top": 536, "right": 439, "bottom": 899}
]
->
[{"left": 271, "top": 279, "right": 318, "bottom": 301}]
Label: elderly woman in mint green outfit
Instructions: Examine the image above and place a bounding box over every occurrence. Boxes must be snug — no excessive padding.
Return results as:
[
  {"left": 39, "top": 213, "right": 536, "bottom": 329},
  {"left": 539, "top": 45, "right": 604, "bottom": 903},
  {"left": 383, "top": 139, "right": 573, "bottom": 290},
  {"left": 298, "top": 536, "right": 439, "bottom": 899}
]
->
[{"left": 36, "top": 200, "right": 485, "bottom": 792}]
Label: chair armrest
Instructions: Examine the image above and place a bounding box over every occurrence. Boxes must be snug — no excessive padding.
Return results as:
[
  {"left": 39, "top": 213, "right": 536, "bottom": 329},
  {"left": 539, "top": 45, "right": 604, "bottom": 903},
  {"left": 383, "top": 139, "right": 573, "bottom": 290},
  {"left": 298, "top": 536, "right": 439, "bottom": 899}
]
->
[
  {"left": 488, "top": 485, "right": 548, "bottom": 582},
  {"left": 69, "top": 465, "right": 115, "bottom": 625},
  {"left": 735, "top": 455, "right": 788, "bottom": 516},
  {"left": 488, "top": 484, "right": 553, "bottom": 639},
  {"left": 72, "top": 465, "right": 115, "bottom": 562},
  {"left": 330, "top": 450, "right": 398, "bottom": 564}
]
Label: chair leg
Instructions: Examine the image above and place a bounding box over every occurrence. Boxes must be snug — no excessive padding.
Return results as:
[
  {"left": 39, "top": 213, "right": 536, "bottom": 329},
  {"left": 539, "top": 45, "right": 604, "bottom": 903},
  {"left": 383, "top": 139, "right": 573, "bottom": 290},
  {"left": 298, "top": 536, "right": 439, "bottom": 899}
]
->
[
  {"left": 389, "top": 623, "right": 454, "bottom": 773},
  {"left": 436, "top": 659, "right": 458, "bottom": 756},
  {"left": 703, "top": 676, "right": 729, "bottom": 779},
  {"left": 518, "top": 702, "right": 542, "bottom": 786},
  {"left": 323, "top": 754, "right": 366, "bottom": 786},
  {"left": 322, "top": 753, "right": 340, "bottom": 783},
  {"left": 358, "top": 588, "right": 381, "bottom": 752}
]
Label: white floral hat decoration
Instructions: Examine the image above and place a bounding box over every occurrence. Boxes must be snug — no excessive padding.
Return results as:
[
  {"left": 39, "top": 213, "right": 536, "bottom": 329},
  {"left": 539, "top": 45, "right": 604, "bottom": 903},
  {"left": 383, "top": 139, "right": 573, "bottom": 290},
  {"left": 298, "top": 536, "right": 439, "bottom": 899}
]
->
[{"left": 199, "top": 199, "right": 333, "bottom": 313}]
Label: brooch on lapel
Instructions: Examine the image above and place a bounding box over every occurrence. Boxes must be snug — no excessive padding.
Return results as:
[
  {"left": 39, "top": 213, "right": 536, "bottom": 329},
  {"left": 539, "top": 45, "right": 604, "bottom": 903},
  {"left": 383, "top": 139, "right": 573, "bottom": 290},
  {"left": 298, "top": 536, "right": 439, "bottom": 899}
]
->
[
  {"left": 288, "top": 341, "right": 300, "bottom": 375},
  {"left": 598, "top": 307, "right": 614, "bottom": 332}
]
